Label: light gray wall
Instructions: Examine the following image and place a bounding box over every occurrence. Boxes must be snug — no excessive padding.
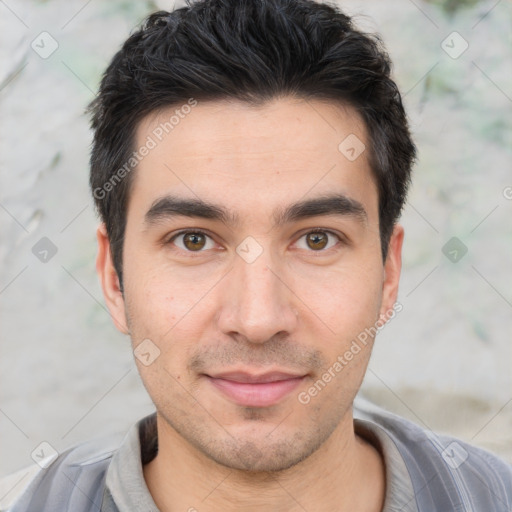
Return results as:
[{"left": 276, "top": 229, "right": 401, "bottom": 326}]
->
[{"left": 1, "top": 0, "right": 511, "bottom": 478}]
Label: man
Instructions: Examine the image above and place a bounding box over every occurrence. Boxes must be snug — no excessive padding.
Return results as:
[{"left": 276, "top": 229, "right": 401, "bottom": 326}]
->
[{"left": 7, "top": 0, "right": 512, "bottom": 510}]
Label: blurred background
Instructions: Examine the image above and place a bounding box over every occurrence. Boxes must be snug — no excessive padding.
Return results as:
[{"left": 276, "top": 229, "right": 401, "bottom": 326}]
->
[{"left": 1, "top": 0, "right": 511, "bottom": 492}]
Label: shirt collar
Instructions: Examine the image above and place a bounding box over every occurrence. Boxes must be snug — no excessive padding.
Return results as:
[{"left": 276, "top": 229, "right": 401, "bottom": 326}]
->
[
  {"left": 354, "top": 417, "right": 418, "bottom": 512},
  {"left": 103, "top": 413, "right": 159, "bottom": 512}
]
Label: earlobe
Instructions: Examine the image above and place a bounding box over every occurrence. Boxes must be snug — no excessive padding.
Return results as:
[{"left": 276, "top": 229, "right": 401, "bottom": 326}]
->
[
  {"left": 379, "top": 224, "right": 404, "bottom": 321},
  {"left": 96, "top": 224, "right": 130, "bottom": 334}
]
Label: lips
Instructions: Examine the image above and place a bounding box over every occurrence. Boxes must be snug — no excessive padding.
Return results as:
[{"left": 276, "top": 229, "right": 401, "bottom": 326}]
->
[
  {"left": 204, "top": 370, "right": 306, "bottom": 407},
  {"left": 208, "top": 371, "right": 305, "bottom": 383}
]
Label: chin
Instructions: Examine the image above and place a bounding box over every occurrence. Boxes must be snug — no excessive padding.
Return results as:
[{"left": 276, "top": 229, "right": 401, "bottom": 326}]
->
[{"left": 202, "top": 431, "right": 325, "bottom": 473}]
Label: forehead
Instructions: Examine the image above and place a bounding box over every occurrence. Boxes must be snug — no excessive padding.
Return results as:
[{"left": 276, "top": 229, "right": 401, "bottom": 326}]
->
[
  {"left": 129, "top": 97, "right": 378, "bottom": 224},
  {"left": 137, "top": 97, "right": 367, "bottom": 160}
]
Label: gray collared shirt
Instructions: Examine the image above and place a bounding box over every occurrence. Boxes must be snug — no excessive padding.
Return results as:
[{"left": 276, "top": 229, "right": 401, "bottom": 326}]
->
[
  {"left": 101, "top": 405, "right": 419, "bottom": 512},
  {"left": 7, "top": 398, "right": 512, "bottom": 511}
]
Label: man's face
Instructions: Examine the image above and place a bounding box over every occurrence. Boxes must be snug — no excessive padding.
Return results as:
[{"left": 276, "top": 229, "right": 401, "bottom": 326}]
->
[{"left": 98, "top": 97, "right": 403, "bottom": 472}]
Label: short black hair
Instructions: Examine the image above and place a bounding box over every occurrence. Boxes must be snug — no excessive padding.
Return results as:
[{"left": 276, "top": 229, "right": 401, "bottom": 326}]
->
[{"left": 89, "top": 0, "right": 416, "bottom": 288}]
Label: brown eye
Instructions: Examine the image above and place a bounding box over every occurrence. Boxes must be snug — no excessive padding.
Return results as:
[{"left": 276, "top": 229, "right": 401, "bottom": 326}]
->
[
  {"left": 170, "top": 231, "right": 215, "bottom": 252},
  {"left": 306, "top": 232, "right": 328, "bottom": 250},
  {"left": 295, "top": 230, "right": 341, "bottom": 252},
  {"left": 183, "top": 232, "right": 207, "bottom": 251}
]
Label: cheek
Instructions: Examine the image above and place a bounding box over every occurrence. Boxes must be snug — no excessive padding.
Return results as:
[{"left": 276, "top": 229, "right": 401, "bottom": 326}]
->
[
  {"left": 123, "top": 263, "right": 212, "bottom": 372},
  {"left": 123, "top": 256, "right": 194, "bottom": 334},
  {"left": 124, "top": 274, "right": 175, "bottom": 331},
  {"left": 293, "top": 261, "right": 383, "bottom": 339}
]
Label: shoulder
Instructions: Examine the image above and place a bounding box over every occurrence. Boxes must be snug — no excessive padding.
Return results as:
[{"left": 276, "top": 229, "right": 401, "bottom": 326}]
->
[
  {"left": 2, "top": 433, "right": 122, "bottom": 512},
  {"left": 354, "top": 397, "right": 512, "bottom": 511}
]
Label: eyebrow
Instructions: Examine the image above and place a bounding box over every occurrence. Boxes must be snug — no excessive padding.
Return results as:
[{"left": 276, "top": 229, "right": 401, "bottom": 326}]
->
[{"left": 144, "top": 193, "right": 368, "bottom": 229}]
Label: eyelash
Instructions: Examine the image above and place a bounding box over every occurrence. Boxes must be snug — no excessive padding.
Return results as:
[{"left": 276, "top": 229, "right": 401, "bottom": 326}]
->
[{"left": 166, "top": 228, "right": 345, "bottom": 255}]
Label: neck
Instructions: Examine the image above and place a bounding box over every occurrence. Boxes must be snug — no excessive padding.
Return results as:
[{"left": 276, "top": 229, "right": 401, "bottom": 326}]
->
[{"left": 143, "top": 409, "right": 386, "bottom": 512}]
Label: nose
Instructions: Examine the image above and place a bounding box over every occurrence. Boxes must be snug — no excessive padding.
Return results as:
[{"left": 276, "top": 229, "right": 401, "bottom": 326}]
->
[{"left": 216, "top": 246, "right": 299, "bottom": 344}]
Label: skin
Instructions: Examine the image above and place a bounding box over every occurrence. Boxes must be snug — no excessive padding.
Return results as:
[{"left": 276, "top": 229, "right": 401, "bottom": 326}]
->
[{"left": 96, "top": 97, "right": 404, "bottom": 511}]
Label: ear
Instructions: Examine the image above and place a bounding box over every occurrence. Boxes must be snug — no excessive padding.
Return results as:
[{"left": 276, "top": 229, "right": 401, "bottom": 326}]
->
[
  {"left": 96, "top": 223, "right": 129, "bottom": 334},
  {"left": 379, "top": 223, "right": 404, "bottom": 321}
]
